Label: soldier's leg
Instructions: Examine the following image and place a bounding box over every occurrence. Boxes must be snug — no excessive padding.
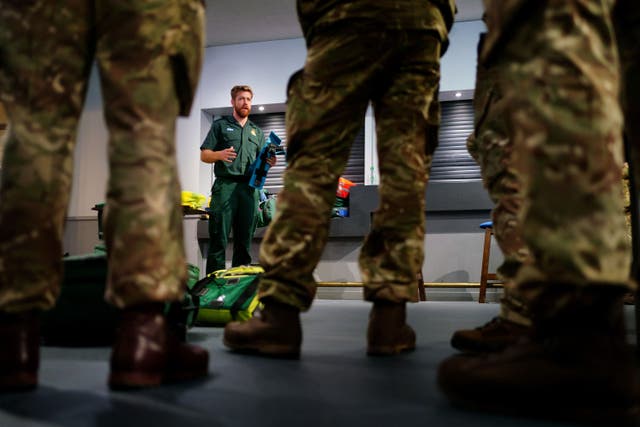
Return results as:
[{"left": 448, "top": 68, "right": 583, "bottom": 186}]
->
[
  {"left": 96, "top": 1, "right": 187, "bottom": 308},
  {"left": 207, "top": 180, "right": 235, "bottom": 274},
  {"left": 257, "top": 26, "right": 375, "bottom": 311},
  {"left": 223, "top": 22, "right": 375, "bottom": 357},
  {"left": 94, "top": 0, "right": 208, "bottom": 389},
  {"left": 231, "top": 184, "right": 258, "bottom": 267},
  {"left": 0, "top": 1, "right": 92, "bottom": 391},
  {"left": 0, "top": 1, "right": 91, "bottom": 314},
  {"left": 474, "top": 84, "right": 531, "bottom": 327},
  {"left": 508, "top": 4, "right": 630, "bottom": 303},
  {"left": 451, "top": 50, "right": 533, "bottom": 353},
  {"left": 438, "top": 1, "right": 637, "bottom": 422},
  {"left": 360, "top": 34, "right": 440, "bottom": 303},
  {"left": 360, "top": 30, "right": 442, "bottom": 355}
]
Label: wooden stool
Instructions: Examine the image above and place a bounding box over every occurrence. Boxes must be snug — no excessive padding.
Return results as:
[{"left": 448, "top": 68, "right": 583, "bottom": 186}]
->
[{"left": 479, "top": 221, "right": 499, "bottom": 303}]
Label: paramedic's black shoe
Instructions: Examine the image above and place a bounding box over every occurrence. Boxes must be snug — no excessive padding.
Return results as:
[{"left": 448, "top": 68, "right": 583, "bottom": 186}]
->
[
  {"left": 438, "top": 288, "right": 640, "bottom": 425},
  {"left": 450, "top": 316, "right": 531, "bottom": 353},
  {"left": 0, "top": 311, "right": 39, "bottom": 391},
  {"left": 223, "top": 300, "right": 302, "bottom": 358},
  {"left": 367, "top": 301, "right": 415, "bottom": 355},
  {"left": 109, "top": 304, "right": 209, "bottom": 390}
]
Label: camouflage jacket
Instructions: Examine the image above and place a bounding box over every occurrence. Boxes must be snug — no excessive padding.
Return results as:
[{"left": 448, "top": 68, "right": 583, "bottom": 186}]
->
[{"left": 297, "top": 0, "right": 457, "bottom": 53}]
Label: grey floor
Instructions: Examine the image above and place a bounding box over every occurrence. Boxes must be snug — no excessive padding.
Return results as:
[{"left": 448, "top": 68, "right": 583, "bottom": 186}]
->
[{"left": 0, "top": 300, "right": 636, "bottom": 427}]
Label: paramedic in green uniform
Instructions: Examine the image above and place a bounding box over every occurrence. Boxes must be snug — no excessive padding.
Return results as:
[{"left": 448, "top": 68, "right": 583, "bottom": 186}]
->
[{"left": 200, "top": 85, "right": 274, "bottom": 274}]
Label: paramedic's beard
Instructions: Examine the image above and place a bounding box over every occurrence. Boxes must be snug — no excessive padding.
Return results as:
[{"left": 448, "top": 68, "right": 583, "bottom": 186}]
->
[{"left": 234, "top": 105, "right": 250, "bottom": 118}]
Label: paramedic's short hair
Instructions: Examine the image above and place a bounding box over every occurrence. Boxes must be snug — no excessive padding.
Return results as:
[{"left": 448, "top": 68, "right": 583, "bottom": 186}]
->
[{"left": 231, "top": 85, "right": 253, "bottom": 100}]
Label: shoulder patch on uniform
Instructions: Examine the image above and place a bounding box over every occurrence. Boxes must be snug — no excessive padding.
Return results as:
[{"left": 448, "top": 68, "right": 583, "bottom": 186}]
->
[{"left": 251, "top": 129, "right": 256, "bottom": 136}]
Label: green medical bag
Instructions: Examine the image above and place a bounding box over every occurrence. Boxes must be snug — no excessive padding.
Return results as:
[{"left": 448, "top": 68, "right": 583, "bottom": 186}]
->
[{"left": 190, "top": 266, "right": 263, "bottom": 326}]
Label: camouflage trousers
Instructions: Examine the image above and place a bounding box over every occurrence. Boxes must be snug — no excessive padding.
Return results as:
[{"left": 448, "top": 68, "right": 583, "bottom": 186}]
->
[
  {"left": 258, "top": 24, "right": 443, "bottom": 310},
  {"left": 467, "top": 54, "right": 532, "bottom": 326},
  {"left": 485, "top": 0, "right": 634, "bottom": 313},
  {"left": 0, "top": 0, "right": 204, "bottom": 312}
]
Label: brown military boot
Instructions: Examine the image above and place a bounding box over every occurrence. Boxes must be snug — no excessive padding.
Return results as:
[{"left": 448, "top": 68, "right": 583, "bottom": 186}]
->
[
  {"left": 223, "top": 300, "right": 302, "bottom": 358},
  {"left": 109, "top": 304, "right": 209, "bottom": 390},
  {"left": 450, "top": 316, "right": 531, "bottom": 353},
  {"left": 367, "top": 301, "right": 416, "bottom": 355},
  {"left": 438, "top": 286, "right": 640, "bottom": 425},
  {"left": 0, "top": 311, "right": 39, "bottom": 391}
]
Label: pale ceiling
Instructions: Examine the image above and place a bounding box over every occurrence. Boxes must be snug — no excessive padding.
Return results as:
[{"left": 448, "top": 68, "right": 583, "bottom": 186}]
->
[{"left": 205, "top": 0, "right": 484, "bottom": 47}]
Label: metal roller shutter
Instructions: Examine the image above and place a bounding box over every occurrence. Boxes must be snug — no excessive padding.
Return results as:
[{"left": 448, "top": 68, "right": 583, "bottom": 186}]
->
[
  {"left": 249, "top": 112, "right": 365, "bottom": 193},
  {"left": 430, "top": 99, "right": 480, "bottom": 181}
]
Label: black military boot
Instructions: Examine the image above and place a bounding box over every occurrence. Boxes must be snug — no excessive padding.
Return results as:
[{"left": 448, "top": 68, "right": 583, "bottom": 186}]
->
[
  {"left": 367, "top": 301, "right": 416, "bottom": 355},
  {"left": 438, "top": 285, "right": 640, "bottom": 425},
  {"left": 0, "top": 311, "right": 39, "bottom": 391},
  {"left": 223, "top": 300, "right": 302, "bottom": 358},
  {"left": 450, "top": 316, "right": 531, "bottom": 353}
]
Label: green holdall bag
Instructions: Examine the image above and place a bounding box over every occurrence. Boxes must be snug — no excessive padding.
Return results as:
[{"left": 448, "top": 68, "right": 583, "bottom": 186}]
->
[
  {"left": 190, "top": 266, "right": 263, "bottom": 326},
  {"left": 41, "top": 248, "right": 201, "bottom": 346}
]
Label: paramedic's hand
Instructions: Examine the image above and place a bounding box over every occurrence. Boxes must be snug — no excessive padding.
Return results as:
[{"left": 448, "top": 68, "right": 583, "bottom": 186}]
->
[
  {"left": 219, "top": 147, "right": 237, "bottom": 163},
  {"left": 267, "top": 156, "right": 277, "bottom": 167}
]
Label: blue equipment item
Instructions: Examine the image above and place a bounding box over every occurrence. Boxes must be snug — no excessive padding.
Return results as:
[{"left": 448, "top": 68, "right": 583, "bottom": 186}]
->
[{"left": 249, "top": 131, "right": 284, "bottom": 190}]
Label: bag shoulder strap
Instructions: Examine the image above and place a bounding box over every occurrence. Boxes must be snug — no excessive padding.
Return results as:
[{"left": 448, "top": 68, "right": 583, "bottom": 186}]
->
[{"left": 230, "top": 275, "right": 260, "bottom": 319}]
